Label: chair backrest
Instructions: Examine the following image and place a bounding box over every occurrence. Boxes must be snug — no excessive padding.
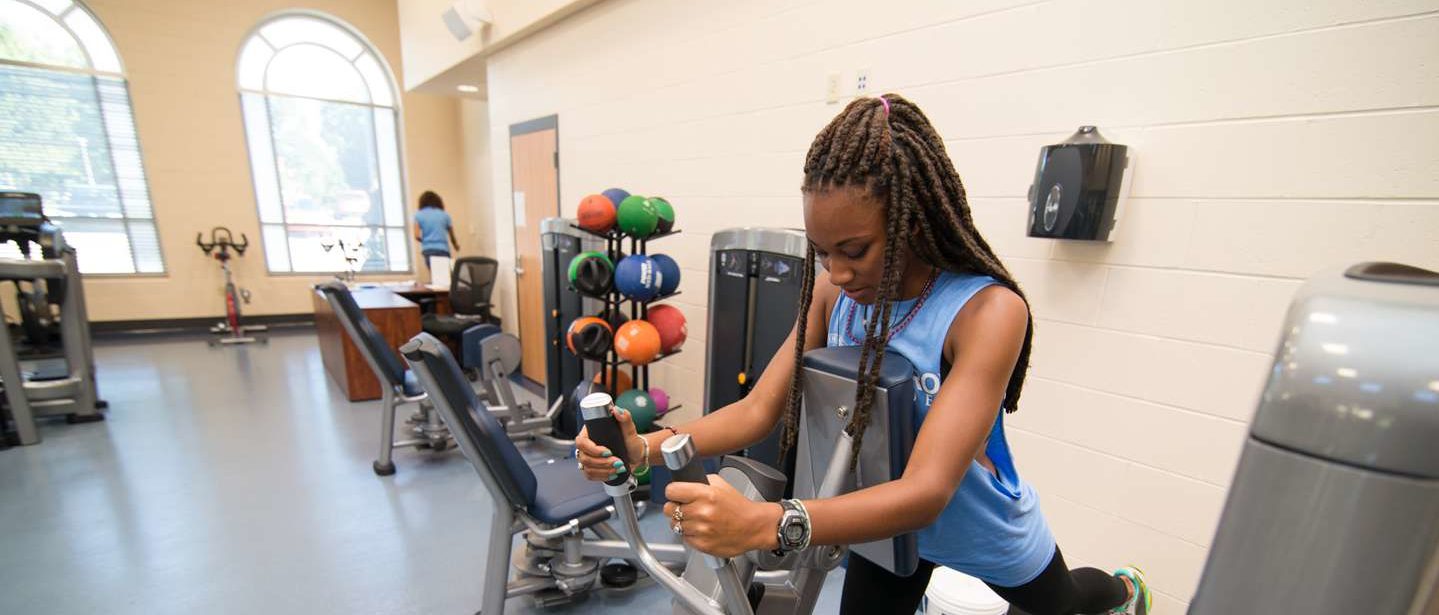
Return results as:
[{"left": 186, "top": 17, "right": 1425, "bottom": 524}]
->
[
  {"left": 401, "top": 332, "right": 538, "bottom": 509},
  {"left": 317, "top": 281, "right": 405, "bottom": 387},
  {"left": 450, "top": 256, "right": 498, "bottom": 316},
  {"left": 793, "top": 345, "right": 920, "bottom": 576}
]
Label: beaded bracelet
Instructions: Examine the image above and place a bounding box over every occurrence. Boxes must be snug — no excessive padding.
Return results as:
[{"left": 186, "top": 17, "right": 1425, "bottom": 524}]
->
[{"left": 634, "top": 433, "right": 651, "bottom": 474}]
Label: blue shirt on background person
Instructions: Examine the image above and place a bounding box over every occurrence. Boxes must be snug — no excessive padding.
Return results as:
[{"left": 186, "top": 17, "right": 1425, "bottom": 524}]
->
[{"left": 414, "top": 190, "right": 458, "bottom": 269}]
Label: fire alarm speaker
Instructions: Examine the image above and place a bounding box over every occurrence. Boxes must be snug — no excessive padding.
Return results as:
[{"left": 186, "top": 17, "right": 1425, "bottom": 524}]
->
[{"left": 1027, "top": 126, "right": 1129, "bottom": 241}]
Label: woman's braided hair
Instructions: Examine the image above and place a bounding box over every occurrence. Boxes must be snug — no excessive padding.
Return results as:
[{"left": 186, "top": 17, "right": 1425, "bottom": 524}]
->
[{"left": 778, "top": 94, "right": 1033, "bottom": 465}]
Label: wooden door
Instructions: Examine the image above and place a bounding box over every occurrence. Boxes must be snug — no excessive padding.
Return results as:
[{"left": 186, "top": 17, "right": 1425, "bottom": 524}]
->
[{"left": 509, "top": 119, "right": 559, "bottom": 386}]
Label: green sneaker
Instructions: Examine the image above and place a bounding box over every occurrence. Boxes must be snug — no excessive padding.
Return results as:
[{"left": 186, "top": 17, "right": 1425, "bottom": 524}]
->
[{"left": 1110, "top": 566, "right": 1150, "bottom": 615}]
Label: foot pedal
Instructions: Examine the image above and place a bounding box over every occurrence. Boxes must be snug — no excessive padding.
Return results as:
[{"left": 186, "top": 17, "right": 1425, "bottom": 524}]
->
[{"left": 600, "top": 563, "right": 638, "bottom": 588}]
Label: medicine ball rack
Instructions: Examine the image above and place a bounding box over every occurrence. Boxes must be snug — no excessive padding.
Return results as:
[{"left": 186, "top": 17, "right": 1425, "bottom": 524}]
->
[{"left": 567, "top": 223, "right": 684, "bottom": 418}]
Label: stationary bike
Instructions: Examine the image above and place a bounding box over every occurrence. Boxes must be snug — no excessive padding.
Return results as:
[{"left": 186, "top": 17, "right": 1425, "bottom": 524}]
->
[{"left": 197, "top": 227, "right": 267, "bottom": 346}]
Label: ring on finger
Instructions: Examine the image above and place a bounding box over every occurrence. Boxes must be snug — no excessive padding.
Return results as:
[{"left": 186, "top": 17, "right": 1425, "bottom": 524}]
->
[
  {"left": 671, "top": 505, "right": 684, "bottom": 523},
  {"left": 671, "top": 521, "right": 683, "bottom": 536}
]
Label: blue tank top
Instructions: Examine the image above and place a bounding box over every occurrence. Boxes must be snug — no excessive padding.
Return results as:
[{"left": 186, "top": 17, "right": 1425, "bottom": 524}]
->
[
  {"left": 414, "top": 208, "right": 452, "bottom": 255},
  {"left": 826, "top": 271, "right": 1055, "bottom": 587}
]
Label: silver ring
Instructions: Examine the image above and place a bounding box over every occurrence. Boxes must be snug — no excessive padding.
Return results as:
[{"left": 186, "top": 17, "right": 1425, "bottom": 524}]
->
[
  {"left": 577, "top": 461, "right": 583, "bottom": 471},
  {"left": 671, "top": 521, "right": 683, "bottom": 536},
  {"left": 672, "top": 506, "right": 684, "bottom": 522}
]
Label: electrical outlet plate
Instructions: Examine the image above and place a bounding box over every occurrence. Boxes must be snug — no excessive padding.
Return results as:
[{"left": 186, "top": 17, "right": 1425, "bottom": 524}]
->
[
  {"left": 826, "top": 72, "right": 842, "bottom": 104},
  {"left": 855, "top": 68, "right": 871, "bottom": 95}
]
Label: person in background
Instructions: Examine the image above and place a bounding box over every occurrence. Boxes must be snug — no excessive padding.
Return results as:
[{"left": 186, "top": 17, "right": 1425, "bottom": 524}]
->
[{"left": 414, "top": 190, "right": 459, "bottom": 271}]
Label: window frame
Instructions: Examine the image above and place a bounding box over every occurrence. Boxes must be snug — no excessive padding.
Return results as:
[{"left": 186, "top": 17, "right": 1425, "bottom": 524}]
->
[
  {"left": 0, "top": 0, "right": 168, "bottom": 276},
  {"left": 235, "top": 9, "right": 412, "bottom": 276}
]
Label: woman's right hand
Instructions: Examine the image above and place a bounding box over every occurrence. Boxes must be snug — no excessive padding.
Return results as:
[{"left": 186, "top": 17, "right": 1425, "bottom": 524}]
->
[{"left": 574, "top": 407, "right": 643, "bottom": 482}]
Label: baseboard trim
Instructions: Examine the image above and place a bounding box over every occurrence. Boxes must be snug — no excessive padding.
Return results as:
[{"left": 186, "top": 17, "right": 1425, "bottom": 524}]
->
[{"left": 91, "top": 313, "right": 315, "bottom": 339}]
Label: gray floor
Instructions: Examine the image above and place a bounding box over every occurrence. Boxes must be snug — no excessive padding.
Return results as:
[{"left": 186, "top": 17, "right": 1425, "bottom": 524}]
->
[{"left": 0, "top": 332, "right": 845, "bottom": 614}]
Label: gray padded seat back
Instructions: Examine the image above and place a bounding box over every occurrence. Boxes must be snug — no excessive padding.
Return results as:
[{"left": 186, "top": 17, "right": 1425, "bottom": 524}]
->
[
  {"left": 795, "top": 345, "right": 920, "bottom": 576},
  {"left": 401, "top": 333, "right": 537, "bottom": 507}
]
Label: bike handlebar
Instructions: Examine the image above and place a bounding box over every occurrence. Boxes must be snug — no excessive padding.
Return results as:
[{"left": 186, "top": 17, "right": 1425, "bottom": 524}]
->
[{"left": 197, "top": 227, "right": 250, "bottom": 257}]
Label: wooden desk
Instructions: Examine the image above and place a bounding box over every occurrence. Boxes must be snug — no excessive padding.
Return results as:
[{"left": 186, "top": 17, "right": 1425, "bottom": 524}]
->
[
  {"left": 313, "top": 288, "right": 422, "bottom": 402},
  {"left": 391, "top": 285, "right": 452, "bottom": 316}
]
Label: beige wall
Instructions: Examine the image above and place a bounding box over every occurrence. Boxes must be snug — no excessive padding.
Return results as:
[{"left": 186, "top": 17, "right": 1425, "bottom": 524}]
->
[
  {"left": 396, "top": 0, "right": 598, "bottom": 93},
  {"left": 478, "top": 0, "right": 1439, "bottom": 610},
  {"left": 459, "top": 99, "right": 497, "bottom": 258},
  {"left": 80, "top": 0, "right": 475, "bottom": 322}
]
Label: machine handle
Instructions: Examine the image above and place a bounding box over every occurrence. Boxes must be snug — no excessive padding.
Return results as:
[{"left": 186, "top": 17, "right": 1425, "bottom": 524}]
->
[
  {"left": 580, "top": 392, "right": 631, "bottom": 486},
  {"left": 662, "top": 432, "right": 756, "bottom": 615},
  {"left": 662, "top": 433, "right": 709, "bottom": 485}
]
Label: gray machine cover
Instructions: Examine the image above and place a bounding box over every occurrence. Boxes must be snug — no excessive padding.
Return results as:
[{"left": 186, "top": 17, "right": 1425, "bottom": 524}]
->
[{"left": 1190, "top": 263, "right": 1439, "bottom": 615}]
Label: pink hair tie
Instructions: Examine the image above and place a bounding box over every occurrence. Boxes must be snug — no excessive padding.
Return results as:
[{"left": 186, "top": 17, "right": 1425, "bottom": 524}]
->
[{"left": 879, "top": 96, "right": 890, "bottom": 116}]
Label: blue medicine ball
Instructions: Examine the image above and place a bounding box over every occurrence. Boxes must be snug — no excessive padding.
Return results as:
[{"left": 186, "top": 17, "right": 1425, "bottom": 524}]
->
[
  {"left": 614, "top": 254, "right": 660, "bottom": 301},
  {"left": 650, "top": 254, "right": 681, "bottom": 297},
  {"left": 602, "top": 188, "right": 630, "bottom": 209}
]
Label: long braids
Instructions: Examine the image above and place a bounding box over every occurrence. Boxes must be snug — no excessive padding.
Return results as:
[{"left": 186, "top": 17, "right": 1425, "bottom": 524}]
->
[{"left": 777, "top": 94, "right": 1034, "bottom": 465}]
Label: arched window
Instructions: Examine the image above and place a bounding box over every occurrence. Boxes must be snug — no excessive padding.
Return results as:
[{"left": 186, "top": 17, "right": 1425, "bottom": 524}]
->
[
  {"left": 0, "top": 0, "right": 164, "bottom": 274},
  {"left": 237, "top": 12, "right": 407, "bottom": 273}
]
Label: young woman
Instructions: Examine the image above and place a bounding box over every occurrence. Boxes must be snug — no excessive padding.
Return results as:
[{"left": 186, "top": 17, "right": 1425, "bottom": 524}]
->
[
  {"left": 413, "top": 190, "right": 459, "bottom": 270},
  {"left": 576, "top": 95, "right": 1151, "bottom": 615}
]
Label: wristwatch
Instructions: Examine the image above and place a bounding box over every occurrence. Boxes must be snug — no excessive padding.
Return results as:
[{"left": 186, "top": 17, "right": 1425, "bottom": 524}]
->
[{"left": 773, "top": 499, "right": 811, "bottom": 556}]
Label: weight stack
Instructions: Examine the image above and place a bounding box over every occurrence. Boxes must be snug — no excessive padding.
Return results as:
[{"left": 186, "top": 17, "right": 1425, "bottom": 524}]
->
[
  {"left": 704, "top": 228, "right": 807, "bottom": 489},
  {"left": 540, "top": 218, "right": 601, "bottom": 436}
]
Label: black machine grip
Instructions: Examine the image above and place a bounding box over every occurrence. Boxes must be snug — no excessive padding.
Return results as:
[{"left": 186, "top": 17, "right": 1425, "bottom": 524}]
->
[
  {"left": 662, "top": 434, "right": 710, "bottom": 485},
  {"left": 669, "top": 459, "right": 710, "bottom": 485},
  {"left": 1344, "top": 261, "right": 1438, "bottom": 287},
  {"left": 579, "top": 392, "right": 631, "bottom": 486}
]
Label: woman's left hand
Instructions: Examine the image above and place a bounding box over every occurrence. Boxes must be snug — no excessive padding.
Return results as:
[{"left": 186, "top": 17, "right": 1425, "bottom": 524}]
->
[{"left": 663, "top": 475, "right": 782, "bottom": 558}]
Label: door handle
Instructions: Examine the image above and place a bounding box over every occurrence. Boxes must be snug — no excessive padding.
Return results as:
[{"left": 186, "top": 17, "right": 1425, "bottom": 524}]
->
[{"left": 515, "top": 266, "right": 525, "bottom": 275}]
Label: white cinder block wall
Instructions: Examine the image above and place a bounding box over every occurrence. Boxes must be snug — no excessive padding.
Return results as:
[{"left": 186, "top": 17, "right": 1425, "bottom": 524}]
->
[{"left": 481, "top": 0, "right": 1439, "bottom": 610}]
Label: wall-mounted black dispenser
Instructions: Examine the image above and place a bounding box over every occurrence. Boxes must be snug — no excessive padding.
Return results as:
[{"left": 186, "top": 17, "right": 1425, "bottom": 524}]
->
[{"left": 1026, "top": 126, "right": 1129, "bottom": 241}]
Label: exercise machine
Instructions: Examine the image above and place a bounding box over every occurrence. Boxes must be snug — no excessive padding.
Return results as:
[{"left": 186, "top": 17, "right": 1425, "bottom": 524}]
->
[
  {"left": 588, "top": 344, "right": 919, "bottom": 614},
  {"left": 197, "top": 227, "right": 266, "bottom": 345},
  {"left": 704, "top": 228, "right": 808, "bottom": 490},
  {"left": 402, "top": 332, "right": 664, "bottom": 611},
  {"left": 1191, "top": 262, "right": 1439, "bottom": 614},
  {"left": 540, "top": 217, "right": 603, "bottom": 437},
  {"left": 0, "top": 192, "right": 104, "bottom": 446},
  {"left": 318, "top": 282, "right": 570, "bottom": 475},
  {"left": 460, "top": 322, "right": 573, "bottom": 451},
  {"left": 317, "top": 281, "right": 444, "bottom": 475}
]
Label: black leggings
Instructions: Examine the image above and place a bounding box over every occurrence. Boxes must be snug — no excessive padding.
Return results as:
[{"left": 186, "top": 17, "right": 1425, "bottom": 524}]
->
[{"left": 839, "top": 546, "right": 1128, "bottom": 615}]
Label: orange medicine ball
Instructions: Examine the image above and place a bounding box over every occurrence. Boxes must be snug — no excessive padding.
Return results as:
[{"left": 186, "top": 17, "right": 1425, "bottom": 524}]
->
[
  {"left": 577, "top": 194, "right": 617, "bottom": 233},
  {"left": 614, "top": 320, "right": 661, "bottom": 365},
  {"left": 593, "top": 368, "right": 633, "bottom": 395}
]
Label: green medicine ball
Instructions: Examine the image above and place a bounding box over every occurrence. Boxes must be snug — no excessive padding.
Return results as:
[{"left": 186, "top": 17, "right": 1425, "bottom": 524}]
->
[
  {"left": 567, "top": 251, "right": 614, "bottom": 297},
  {"left": 615, "top": 389, "right": 657, "bottom": 433},
  {"left": 650, "top": 197, "right": 675, "bottom": 235},
  {"left": 617, "top": 195, "right": 659, "bottom": 238}
]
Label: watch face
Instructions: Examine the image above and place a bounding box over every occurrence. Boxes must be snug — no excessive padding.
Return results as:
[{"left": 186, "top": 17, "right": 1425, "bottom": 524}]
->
[{"left": 783, "top": 522, "right": 804, "bottom": 542}]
